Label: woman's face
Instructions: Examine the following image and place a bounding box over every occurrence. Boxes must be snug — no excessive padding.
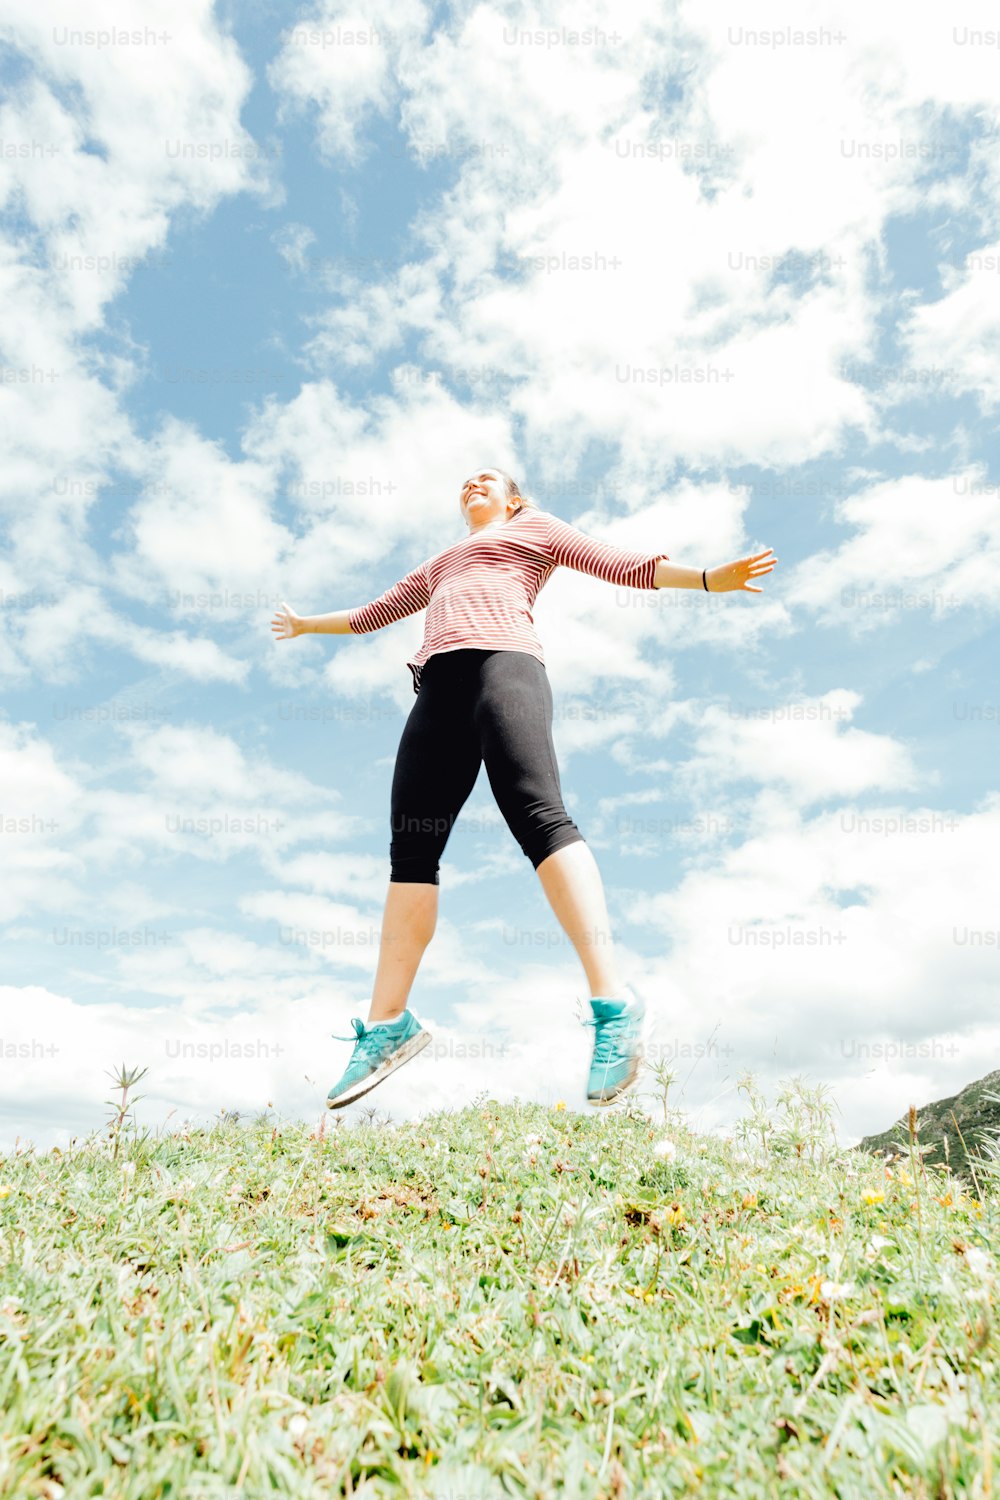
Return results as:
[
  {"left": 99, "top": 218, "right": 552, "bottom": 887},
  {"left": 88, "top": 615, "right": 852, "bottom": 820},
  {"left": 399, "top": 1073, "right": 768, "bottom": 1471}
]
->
[{"left": 459, "top": 469, "right": 512, "bottom": 530}]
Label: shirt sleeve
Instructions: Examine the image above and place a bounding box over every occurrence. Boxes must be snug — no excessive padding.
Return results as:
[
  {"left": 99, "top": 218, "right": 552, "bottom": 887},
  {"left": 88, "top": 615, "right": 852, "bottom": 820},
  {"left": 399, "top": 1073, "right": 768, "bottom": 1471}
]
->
[
  {"left": 537, "top": 512, "right": 669, "bottom": 588},
  {"left": 347, "top": 561, "right": 431, "bottom": 634}
]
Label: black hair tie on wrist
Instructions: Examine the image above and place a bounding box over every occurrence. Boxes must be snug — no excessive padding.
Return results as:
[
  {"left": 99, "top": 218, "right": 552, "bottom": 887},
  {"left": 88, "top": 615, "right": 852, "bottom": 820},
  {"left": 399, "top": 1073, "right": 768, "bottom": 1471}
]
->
[{"left": 702, "top": 568, "right": 709, "bottom": 592}]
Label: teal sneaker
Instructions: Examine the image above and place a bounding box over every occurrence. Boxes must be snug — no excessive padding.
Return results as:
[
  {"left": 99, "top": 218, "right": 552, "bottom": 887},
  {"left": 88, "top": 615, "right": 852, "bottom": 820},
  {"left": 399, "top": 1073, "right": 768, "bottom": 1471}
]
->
[
  {"left": 326, "top": 1012, "right": 431, "bottom": 1110},
  {"left": 585, "top": 989, "right": 646, "bottom": 1105}
]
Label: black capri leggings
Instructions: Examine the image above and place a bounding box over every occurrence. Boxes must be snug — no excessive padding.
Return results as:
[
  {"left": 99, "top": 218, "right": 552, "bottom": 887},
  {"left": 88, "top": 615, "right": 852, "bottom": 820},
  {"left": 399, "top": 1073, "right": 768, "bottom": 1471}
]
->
[{"left": 389, "top": 648, "right": 585, "bottom": 884}]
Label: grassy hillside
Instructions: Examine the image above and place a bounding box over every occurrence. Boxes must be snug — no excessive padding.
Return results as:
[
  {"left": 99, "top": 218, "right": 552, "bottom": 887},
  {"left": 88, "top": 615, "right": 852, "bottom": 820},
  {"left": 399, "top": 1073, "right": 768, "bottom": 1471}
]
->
[
  {"left": 856, "top": 1069, "right": 1000, "bottom": 1187},
  {"left": 0, "top": 1076, "right": 997, "bottom": 1498}
]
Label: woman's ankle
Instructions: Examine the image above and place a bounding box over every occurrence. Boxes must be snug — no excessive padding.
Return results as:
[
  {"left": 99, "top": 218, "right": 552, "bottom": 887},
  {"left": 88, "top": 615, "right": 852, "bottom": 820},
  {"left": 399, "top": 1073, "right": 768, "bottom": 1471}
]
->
[{"left": 367, "top": 1007, "right": 407, "bottom": 1026}]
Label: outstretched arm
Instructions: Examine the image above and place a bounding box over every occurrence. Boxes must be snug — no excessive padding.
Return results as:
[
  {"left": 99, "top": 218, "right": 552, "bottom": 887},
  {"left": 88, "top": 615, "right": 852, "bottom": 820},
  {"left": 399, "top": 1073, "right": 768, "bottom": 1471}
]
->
[
  {"left": 537, "top": 511, "right": 777, "bottom": 596},
  {"left": 539, "top": 512, "right": 670, "bottom": 587},
  {"left": 271, "top": 561, "right": 431, "bottom": 640},
  {"left": 272, "top": 603, "right": 353, "bottom": 637},
  {"left": 655, "top": 549, "right": 778, "bottom": 593}
]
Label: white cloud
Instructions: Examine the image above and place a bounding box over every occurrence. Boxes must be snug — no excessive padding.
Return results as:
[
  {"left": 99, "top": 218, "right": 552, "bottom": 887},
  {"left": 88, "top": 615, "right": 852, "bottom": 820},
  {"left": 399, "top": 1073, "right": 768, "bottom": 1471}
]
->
[
  {"left": 0, "top": 721, "right": 86, "bottom": 920},
  {"left": 5, "top": 787, "right": 999, "bottom": 1150},
  {"left": 268, "top": 0, "right": 1000, "bottom": 510},
  {"left": 120, "top": 722, "right": 316, "bottom": 805},
  {"left": 273, "top": 0, "right": 890, "bottom": 477},
  {"left": 0, "top": 719, "right": 361, "bottom": 904},
  {"left": 0, "top": 0, "right": 278, "bottom": 688},
  {"left": 901, "top": 238, "right": 1000, "bottom": 410},
  {"left": 670, "top": 690, "right": 921, "bottom": 808},
  {"left": 272, "top": 220, "right": 318, "bottom": 273},
  {"left": 262, "top": 849, "right": 395, "bottom": 904},
  {"left": 109, "top": 419, "right": 292, "bottom": 610},
  {"left": 620, "top": 788, "right": 1000, "bottom": 1139},
  {"left": 0, "top": 977, "right": 587, "bottom": 1151},
  {"left": 269, "top": 0, "right": 430, "bottom": 165},
  {"left": 783, "top": 470, "right": 1000, "bottom": 626},
  {"left": 12, "top": 584, "right": 249, "bottom": 685}
]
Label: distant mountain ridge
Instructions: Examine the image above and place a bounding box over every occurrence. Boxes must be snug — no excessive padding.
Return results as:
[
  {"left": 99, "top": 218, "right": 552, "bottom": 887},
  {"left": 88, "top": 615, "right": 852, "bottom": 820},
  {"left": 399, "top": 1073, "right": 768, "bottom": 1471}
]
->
[{"left": 854, "top": 1068, "right": 1000, "bottom": 1183}]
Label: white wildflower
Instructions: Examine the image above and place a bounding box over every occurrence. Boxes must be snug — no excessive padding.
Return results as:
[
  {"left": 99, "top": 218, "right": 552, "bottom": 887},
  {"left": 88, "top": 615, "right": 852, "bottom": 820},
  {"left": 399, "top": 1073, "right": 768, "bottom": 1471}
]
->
[
  {"left": 653, "top": 1138, "right": 677, "bottom": 1162},
  {"left": 820, "top": 1279, "right": 855, "bottom": 1302},
  {"left": 288, "top": 1414, "right": 309, "bottom": 1439},
  {"left": 963, "top": 1246, "right": 991, "bottom": 1279}
]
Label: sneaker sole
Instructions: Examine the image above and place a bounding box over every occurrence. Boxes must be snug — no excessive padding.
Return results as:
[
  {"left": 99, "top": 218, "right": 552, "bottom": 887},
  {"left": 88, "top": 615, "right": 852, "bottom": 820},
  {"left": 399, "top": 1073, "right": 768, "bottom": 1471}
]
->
[
  {"left": 588, "top": 1047, "right": 642, "bottom": 1106},
  {"left": 326, "top": 1030, "right": 432, "bottom": 1110}
]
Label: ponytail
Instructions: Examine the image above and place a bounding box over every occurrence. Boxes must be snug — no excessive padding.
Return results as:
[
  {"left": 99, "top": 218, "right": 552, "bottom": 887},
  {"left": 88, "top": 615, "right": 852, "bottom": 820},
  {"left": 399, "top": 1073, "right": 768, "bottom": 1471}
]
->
[{"left": 497, "top": 470, "right": 539, "bottom": 520}]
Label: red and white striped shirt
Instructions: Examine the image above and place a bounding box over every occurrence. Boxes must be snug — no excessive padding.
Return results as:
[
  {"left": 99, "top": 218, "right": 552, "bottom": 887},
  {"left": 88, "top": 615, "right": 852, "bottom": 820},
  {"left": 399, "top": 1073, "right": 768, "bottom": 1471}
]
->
[{"left": 348, "top": 508, "right": 670, "bottom": 692}]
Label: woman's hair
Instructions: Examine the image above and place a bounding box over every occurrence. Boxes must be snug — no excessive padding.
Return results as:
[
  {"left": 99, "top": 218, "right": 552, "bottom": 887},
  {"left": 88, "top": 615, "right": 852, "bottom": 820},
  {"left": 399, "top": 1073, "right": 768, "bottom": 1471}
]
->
[{"left": 493, "top": 469, "right": 539, "bottom": 519}]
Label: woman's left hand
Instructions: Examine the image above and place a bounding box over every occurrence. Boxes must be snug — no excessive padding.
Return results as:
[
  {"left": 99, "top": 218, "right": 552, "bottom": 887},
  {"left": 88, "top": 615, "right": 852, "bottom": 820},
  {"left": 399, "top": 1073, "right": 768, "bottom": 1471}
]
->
[{"left": 706, "top": 548, "right": 778, "bottom": 593}]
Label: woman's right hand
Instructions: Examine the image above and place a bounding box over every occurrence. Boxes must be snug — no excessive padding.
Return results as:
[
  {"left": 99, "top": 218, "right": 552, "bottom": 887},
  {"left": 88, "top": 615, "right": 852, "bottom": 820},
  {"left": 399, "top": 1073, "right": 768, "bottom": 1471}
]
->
[{"left": 271, "top": 600, "right": 304, "bottom": 639}]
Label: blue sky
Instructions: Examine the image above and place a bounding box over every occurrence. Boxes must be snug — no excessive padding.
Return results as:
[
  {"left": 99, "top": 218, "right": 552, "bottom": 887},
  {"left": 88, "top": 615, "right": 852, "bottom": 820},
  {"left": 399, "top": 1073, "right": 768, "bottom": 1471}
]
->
[{"left": 2, "top": 0, "right": 999, "bottom": 1152}]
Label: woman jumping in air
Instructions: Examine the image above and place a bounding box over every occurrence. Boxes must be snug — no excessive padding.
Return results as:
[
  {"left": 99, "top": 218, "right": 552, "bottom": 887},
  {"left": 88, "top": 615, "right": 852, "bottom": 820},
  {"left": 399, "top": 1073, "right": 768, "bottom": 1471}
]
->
[{"left": 271, "top": 469, "right": 776, "bottom": 1110}]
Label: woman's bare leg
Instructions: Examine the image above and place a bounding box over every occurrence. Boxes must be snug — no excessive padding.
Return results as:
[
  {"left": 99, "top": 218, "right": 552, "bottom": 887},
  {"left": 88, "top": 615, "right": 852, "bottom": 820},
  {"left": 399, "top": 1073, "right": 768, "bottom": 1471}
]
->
[
  {"left": 366, "top": 881, "right": 438, "bottom": 1023},
  {"left": 535, "top": 840, "right": 624, "bottom": 998}
]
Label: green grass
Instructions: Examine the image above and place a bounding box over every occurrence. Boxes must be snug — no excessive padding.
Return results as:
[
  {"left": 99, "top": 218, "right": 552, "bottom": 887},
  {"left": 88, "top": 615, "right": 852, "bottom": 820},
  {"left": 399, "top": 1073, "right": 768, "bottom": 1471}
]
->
[{"left": 0, "top": 1080, "right": 997, "bottom": 1499}]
